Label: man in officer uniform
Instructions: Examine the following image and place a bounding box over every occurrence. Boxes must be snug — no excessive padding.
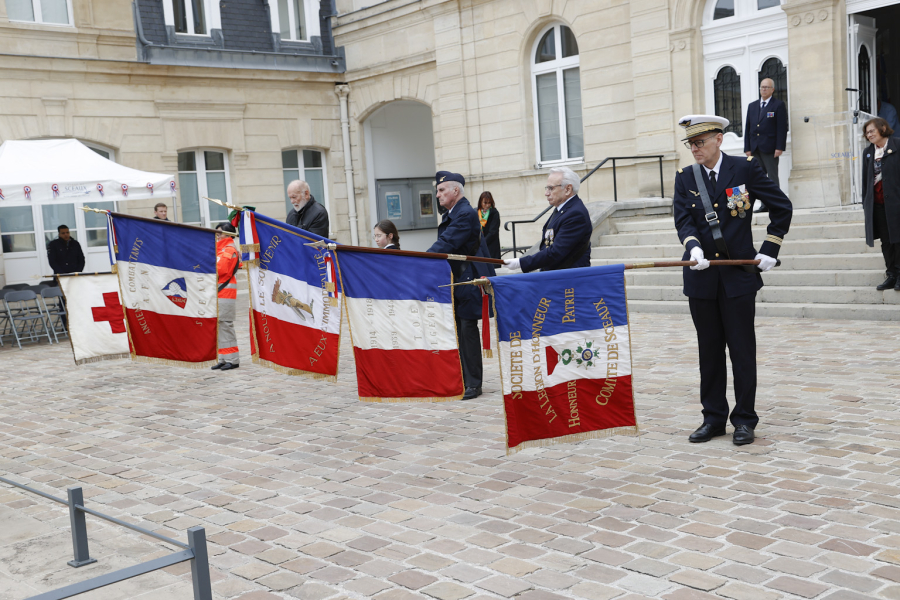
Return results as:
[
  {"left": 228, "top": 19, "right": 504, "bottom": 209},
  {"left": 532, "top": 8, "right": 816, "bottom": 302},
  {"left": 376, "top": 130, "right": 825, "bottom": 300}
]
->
[
  {"left": 503, "top": 166, "right": 592, "bottom": 272},
  {"left": 427, "top": 171, "right": 495, "bottom": 400},
  {"left": 674, "top": 115, "right": 792, "bottom": 445}
]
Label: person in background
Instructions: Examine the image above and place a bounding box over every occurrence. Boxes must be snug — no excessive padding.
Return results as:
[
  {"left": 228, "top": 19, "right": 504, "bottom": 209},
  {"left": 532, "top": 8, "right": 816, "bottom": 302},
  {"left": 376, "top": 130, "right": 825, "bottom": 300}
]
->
[
  {"left": 212, "top": 223, "right": 240, "bottom": 371},
  {"left": 744, "top": 78, "right": 788, "bottom": 212},
  {"left": 373, "top": 220, "right": 400, "bottom": 249},
  {"left": 878, "top": 99, "right": 900, "bottom": 134},
  {"left": 153, "top": 203, "right": 169, "bottom": 221},
  {"left": 47, "top": 225, "right": 85, "bottom": 280},
  {"left": 286, "top": 180, "right": 329, "bottom": 237},
  {"left": 478, "top": 192, "right": 501, "bottom": 259},
  {"left": 862, "top": 117, "right": 900, "bottom": 291}
]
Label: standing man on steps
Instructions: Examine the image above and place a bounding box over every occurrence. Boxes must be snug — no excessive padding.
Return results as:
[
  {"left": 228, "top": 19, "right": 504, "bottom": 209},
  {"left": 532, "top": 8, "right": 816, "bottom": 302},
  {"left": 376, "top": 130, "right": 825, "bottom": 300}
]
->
[
  {"left": 674, "top": 115, "right": 792, "bottom": 446},
  {"left": 744, "top": 78, "right": 788, "bottom": 213}
]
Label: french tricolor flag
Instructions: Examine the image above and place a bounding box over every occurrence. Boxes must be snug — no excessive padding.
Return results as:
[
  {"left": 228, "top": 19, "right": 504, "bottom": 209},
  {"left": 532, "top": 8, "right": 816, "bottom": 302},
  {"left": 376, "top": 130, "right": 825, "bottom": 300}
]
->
[
  {"left": 110, "top": 214, "right": 218, "bottom": 367},
  {"left": 490, "top": 264, "right": 638, "bottom": 453},
  {"left": 337, "top": 251, "right": 464, "bottom": 402},
  {"left": 243, "top": 211, "right": 343, "bottom": 380}
]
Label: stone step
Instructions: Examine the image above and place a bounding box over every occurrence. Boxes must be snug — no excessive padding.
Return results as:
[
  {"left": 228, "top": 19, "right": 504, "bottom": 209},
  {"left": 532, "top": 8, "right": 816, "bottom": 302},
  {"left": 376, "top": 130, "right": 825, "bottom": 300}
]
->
[
  {"left": 597, "top": 222, "right": 865, "bottom": 247},
  {"left": 593, "top": 254, "right": 883, "bottom": 270},
  {"left": 592, "top": 238, "right": 881, "bottom": 259},
  {"left": 625, "top": 269, "right": 887, "bottom": 287},
  {"left": 627, "top": 299, "right": 900, "bottom": 320},
  {"left": 626, "top": 285, "right": 900, "bottom": 305},
  {"left": 613, "top": 207, "right": 864, "bottom": 233}
]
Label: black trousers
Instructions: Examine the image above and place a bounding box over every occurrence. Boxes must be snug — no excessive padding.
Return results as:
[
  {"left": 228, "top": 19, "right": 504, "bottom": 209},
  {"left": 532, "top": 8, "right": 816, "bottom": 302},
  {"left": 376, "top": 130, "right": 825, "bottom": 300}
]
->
[
  {"left": 455, "top": 315, "right": 482, "bottom": 389},
  {"left": 752, "top": 149, "right": 780, "bottom": 191},
  {"left": 688, "top": 285, "right": 758, "bottom": 429},
  {"left": 874, "top": 203, "right": 900, "bottom": 277}
]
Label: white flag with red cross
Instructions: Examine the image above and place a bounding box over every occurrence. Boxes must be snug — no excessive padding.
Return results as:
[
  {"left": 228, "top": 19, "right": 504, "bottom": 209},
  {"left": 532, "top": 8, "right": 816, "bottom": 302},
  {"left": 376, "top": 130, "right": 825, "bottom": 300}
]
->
[{"left": 58, "top": 273, "right": 131, "bottom": 365}]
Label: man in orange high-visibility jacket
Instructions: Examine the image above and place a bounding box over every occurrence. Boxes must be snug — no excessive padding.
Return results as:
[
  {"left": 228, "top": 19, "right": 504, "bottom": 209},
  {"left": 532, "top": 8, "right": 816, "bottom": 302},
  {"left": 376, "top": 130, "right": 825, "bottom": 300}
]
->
[{"left": 212, "top": 223, "right": 240, "bottom": 371}]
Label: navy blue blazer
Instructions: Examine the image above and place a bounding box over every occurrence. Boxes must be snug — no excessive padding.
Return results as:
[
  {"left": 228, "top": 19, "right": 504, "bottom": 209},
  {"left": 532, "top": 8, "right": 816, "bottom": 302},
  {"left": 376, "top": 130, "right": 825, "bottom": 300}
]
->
[
  {"left": 519, "top": 194, "right": 592, "bottom": 272},
  {"left": 428, "top": 197, "right": 495, "bottom": 319},
  {"left": 673, "top": 153, "right": 792, "bottom": 299},
  {"left": 743, "top": 97, "right": 788, "bottom": 155}
]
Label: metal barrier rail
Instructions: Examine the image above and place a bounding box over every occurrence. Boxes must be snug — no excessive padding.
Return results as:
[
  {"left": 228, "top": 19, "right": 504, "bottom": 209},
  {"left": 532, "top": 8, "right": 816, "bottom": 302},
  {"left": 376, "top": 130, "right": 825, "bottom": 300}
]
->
[
  {"left": 0, "top": 476, "right": 212, "bottom": 600},
  {"left": 503, "top": 155, "right": 666, "bottom": 257}
]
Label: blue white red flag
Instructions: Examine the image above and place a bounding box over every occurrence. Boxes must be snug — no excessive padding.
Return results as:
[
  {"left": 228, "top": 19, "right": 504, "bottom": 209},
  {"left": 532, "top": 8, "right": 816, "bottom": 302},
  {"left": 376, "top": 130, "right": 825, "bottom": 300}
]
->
[
  {"left": 489, "top": 264, "right": 638, "bottom": 454},
  {"left": 337, "top": 251, "right": 463, "bottom": 402},
  {"left": 108, "top": 213, "right": 218, "bottom": 367},
  {"left": 242, "top": 211, "right": 343, "bottom": 380}
]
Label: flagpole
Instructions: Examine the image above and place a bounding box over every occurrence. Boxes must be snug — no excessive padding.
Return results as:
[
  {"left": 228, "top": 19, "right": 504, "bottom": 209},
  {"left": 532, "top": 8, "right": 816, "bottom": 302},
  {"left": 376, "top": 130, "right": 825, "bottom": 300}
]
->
[
  {"left": 82, "top": 208, "right": 238, "bottom": 237},
  {"left": 303, "top": 240, "right": 507, "bottom": 265}
]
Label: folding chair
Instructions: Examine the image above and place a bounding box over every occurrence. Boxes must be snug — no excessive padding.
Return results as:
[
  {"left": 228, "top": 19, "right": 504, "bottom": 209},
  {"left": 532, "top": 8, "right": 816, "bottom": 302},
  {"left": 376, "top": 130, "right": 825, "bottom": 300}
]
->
[
  {"left": 3, "top": 290, "right": 53, "bottom": 349},
  {"left": 41, "top": 287, "right": 68, "bottom": 343}
]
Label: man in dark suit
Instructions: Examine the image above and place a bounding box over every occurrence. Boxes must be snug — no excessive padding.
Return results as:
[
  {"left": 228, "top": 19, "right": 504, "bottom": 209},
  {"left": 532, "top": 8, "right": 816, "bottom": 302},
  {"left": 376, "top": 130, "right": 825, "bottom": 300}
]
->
[
  {"left": 744, "top": 78, "right": 788, "bottom": 212},
  {"left": 502, "top": 166, "right": 592, "bottom": 272},
  {"left": 427, "top": 171, "right": 495, "bottom": 400},
  {"left": 674, "top": 114, "right": 792, "bottom": 446}
]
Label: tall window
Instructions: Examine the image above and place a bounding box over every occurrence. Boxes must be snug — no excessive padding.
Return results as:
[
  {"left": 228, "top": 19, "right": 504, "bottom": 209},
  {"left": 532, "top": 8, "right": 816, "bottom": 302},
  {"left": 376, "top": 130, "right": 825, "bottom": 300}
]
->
[
  {"left": 6, "top": 0, "right": 71, "bottom": 24},
  {"left": 282, "top": 149, "right": 327, "bottom": 217},
  {"left": 713, "top": 0, "right": 734, "bottom": 19},
  {"left": 169, "top": 0, "right": 208, "bottom": 35},
  {"left": 178, "top": 150, "right": 230, "bottom": 227},
  {"left": 859, "top": 45, "right": 872, "bottom": 114},
  {"left": 276, "top": 0, "right": 305, "bottom": 40},
  {"left": 0, "top": 206, "right": 36, "bottom": 253},
  {"left": 714, "top": 66, "right": 743, "bottom": 136},
  {"left": 713, "top": 0, "right": 780, "bottom": 20},
  {"left": 531, "top": 24, "right": 583, "bottom": 165}
]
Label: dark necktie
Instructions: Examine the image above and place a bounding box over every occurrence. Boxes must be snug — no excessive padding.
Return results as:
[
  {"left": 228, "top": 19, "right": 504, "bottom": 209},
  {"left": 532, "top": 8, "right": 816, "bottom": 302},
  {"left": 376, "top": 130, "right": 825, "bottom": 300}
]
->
[
  {"left": 709, "top": 170, "right": 717, "bottom": 193},
  {"left": 761, "top": 101, "right": 767, "bottom": 110}
]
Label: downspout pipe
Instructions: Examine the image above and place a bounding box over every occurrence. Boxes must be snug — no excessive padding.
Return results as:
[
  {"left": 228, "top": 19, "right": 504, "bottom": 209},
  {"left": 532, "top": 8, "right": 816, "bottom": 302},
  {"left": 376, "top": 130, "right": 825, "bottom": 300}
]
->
[{"left": 336, "top": 84, "right": 359, "bottom": 245}]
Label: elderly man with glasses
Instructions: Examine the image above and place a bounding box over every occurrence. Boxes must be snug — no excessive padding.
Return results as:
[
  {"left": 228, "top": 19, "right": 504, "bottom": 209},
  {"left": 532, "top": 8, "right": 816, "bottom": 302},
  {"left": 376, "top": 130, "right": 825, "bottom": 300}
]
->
[
  {"left": 744, "top": 78, "right": 788, "bottom": 212},
  {"left": 674, "top": 114, "right": 792, "bottom": 447},
  {"left": 503, "top": 166, "right": 592, "bottom": 273}
]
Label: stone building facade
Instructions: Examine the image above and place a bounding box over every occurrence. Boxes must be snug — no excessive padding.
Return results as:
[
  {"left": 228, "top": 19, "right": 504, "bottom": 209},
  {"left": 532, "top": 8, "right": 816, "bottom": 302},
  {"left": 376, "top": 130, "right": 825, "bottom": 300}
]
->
[{"left": 0, "top": 0, "right": 896, "bottom": 283}]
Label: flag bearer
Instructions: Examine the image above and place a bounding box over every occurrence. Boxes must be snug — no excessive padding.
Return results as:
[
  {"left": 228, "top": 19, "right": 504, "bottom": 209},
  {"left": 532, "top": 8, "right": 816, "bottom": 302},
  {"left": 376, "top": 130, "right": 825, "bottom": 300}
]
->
[
  {"left": 674, "top": 115, "right": 792, "bottom": 446},
  {"left": 213, "top": 223, "right": 240, "bottom": 371}
]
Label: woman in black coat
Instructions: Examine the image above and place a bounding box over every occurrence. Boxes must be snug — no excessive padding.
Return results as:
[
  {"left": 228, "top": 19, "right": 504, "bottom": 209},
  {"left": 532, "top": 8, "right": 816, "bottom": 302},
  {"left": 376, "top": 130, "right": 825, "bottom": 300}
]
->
[
  {"left": 862, "top": 117, "right": 900, "bottom": 291},
  {"left": 478, "top": 192, "right": 501, "bottom": 259}
]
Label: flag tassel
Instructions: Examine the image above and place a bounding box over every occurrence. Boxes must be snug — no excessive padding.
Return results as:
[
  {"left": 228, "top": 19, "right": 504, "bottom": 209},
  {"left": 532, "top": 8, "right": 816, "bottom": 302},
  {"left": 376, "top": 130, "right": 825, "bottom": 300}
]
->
[{"left": 481, "top": 286, "right": 492, "bottom": 358}]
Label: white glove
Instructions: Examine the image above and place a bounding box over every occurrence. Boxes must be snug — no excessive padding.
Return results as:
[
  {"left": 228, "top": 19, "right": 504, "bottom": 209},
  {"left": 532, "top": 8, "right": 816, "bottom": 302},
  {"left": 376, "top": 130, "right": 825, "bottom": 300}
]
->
[
  {"left": 689, "top": 247, "right": 709, "bottom": 271},
  {"left": 755, "top": 253, "right": 777, "bottom": 272},
  {"left": 503, "top": 258, "right": 521, "bottom": 271}
]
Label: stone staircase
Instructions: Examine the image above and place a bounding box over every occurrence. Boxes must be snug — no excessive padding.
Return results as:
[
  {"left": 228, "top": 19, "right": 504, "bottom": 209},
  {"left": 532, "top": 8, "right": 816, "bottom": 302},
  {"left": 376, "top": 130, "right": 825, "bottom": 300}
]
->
[{"left": 590, "top": 205, "right": 900, "bottom": 321}]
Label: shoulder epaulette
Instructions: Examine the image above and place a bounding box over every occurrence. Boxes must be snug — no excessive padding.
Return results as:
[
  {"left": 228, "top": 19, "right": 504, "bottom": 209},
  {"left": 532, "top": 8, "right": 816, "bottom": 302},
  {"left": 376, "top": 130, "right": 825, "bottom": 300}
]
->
[
  {"left": 747, "top": 155, "right": 754, "bottom": 161},
  {"left": 678, "top": 168, "right": 683, "bottom": 174}
]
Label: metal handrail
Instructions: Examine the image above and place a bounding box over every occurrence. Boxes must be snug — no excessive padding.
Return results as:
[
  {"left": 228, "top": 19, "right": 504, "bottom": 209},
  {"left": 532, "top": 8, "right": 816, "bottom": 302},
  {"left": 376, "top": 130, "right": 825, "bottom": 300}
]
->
[
  {"left": 503, "top": 155, "right": 666, "bottom": 257},
  {"left": 0, "top": 476, "right": 211, "bottom": 600}
]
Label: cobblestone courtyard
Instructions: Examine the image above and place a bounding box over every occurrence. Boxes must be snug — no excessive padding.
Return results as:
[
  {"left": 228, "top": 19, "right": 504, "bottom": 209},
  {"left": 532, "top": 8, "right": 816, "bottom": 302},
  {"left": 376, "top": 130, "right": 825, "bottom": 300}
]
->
[{"left": 1, "top": 308, "right": 900, "bottom": 600}]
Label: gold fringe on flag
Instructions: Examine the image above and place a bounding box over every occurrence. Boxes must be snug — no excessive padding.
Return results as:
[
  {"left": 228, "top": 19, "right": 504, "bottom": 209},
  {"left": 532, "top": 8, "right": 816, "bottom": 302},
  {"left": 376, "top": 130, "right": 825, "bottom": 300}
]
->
[
  {"left": 324, "top": 282, "right": 335, "bottom": 292},
  {"left": 130, "top": 354, "right": 218, "bottom": 369},
  {"left": 252, "top": 354, "right": 338, "bottom": 382},
  {"left": 506, "top": 425, "right": 640, "bottom": 456},
  {"left": 74, "top": 353, "right": 130, "bottom": 366},
  {"left": 482, "top": 349, "right": 493, "bottom": 359},
  {"left": 329, "top": 297, "right": 339, "bottom": 307},
  {"left": 110, "top": 264, "right": 118, "bottom": 274},
  {"left": 240, "top": 243, "right": 260, "bottom": 252},
  {"left": 359, "top": 394, "right": 464, "bottom": 403},
  {"left": 243, "top": 259, "right": 259, "bottom": 268}
]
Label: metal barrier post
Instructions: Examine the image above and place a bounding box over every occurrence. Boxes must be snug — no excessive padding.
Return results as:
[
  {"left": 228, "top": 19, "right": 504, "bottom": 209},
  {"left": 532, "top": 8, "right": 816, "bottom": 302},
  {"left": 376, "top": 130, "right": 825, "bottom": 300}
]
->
[
  {"left": 658, "top": 156, "right": 665, "bottom": 199},
  {"left": 188, "top": 527, "right": 212, "bottom": 600},
  {"left": 612, "top": 159, "right": 618, "bottom": 202},
  {"left": 66, "top": 487, "right": 96, "bottom": 568}
]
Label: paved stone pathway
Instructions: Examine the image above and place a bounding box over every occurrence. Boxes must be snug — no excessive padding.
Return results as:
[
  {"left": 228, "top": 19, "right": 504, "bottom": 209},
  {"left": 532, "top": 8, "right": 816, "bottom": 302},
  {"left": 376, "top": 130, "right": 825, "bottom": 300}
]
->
[{"left": 1, "top": 305, "right": 899, "bottom": 600}]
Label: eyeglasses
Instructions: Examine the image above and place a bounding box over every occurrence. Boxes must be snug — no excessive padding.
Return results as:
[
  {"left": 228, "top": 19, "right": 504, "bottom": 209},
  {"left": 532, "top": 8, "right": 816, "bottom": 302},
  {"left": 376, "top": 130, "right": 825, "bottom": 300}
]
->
[
  {"left": 684, "top": 135, "right": 717, "bottom": 150},
  {"left": 759, "top": 85, "right": 774, "bottom": 89},
  {"left": 545, "top": 185, "right": 563, "bottom": 192}
]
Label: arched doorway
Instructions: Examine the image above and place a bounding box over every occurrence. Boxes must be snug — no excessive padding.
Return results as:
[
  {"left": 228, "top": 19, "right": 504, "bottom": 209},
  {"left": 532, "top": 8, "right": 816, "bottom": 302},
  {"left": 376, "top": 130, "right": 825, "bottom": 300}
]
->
[{"left": 363, "top": 101, "right": 438, "bottom": 252}]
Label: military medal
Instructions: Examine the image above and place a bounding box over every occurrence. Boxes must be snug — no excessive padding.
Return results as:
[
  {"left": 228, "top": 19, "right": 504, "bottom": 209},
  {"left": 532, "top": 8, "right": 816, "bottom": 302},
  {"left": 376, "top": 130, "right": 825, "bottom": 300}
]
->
[
  {"left": 731, "top": 209, "right": 738, "bottom": 217},
  {"left": 726, "top": 185, "right": 751, "bottom": 219}
]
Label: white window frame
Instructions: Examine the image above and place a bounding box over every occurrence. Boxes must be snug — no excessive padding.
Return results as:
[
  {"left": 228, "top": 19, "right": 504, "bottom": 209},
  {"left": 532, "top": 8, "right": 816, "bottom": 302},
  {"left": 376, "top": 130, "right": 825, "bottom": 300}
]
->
[
  {"left": 705, "top": 0, "right": 782, "bottom": 24},
  {"left": 530, "top": 23, "right": 583, "bottom": 168},
  {"left": 282, "top": 147, "right": 331, "bottom": 235},
  {"left": 161, "top": 0, "right": 222, "bottom": 37},
  {"left": 267, "top": 0, "right": 320, "bottom": 41},
  {"left": 178, "top": 149, "right": 232, "bottom": 228},
  {"left": 6, "top": 0, "right": 75, "bottom": 26}
]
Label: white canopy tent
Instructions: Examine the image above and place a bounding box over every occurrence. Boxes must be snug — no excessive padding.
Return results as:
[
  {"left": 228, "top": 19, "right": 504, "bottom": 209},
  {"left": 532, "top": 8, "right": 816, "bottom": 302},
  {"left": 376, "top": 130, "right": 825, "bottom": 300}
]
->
[
  {"left": 0, "top": 139, "right": 175, "bottom": 205},
  {"left": 0, "top": 139, "right": 176, "bottom": 284}
]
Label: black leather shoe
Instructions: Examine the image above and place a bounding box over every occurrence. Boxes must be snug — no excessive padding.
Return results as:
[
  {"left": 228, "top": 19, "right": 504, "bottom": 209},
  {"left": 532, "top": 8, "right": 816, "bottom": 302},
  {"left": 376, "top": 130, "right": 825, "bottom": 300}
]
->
[
  {"left": 733, "top": 425, "right": 755, "bottom": 446},
  {"left": 895, "top": 281, "right": 900, "bottom": 291},
  {"left": 688, "top": 423, "right": 726, "bottom": 443},
  {"left": 876, "top": 277, "right": 897, "bottom": 291},
  {"left": 463, "top": 386, "right": 482, "bottom": 400},
  {"left": 211, "top": 362, "right": 225, "bottom": 370},
  {"left": 219, "top": 362, "right": 239, "bottom": 371},
  {"left": 754, "top": 205, "right": 769, "bottom": 213}
]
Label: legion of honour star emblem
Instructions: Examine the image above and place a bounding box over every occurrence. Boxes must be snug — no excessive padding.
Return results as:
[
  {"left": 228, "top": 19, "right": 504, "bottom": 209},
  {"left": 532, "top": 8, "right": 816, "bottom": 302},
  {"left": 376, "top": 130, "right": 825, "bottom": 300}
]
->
[{"left": 560, "top": 340, "right": 597, "bottom": 369}]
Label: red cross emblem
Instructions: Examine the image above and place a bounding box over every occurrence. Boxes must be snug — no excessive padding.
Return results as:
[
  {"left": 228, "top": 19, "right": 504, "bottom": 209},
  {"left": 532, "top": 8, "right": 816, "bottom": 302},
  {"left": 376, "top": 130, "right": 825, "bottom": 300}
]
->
[{"left": 92, "top": 292, "right": 126, "bottom": 334}]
